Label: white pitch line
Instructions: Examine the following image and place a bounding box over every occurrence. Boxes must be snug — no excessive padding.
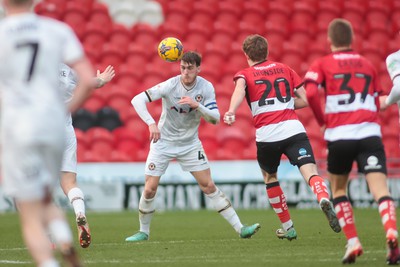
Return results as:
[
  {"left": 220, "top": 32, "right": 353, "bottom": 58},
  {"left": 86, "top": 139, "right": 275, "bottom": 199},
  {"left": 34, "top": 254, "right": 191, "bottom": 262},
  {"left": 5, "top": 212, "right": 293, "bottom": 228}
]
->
[{"left": 0, "top": 260, "right": 31, "bottom": 264}]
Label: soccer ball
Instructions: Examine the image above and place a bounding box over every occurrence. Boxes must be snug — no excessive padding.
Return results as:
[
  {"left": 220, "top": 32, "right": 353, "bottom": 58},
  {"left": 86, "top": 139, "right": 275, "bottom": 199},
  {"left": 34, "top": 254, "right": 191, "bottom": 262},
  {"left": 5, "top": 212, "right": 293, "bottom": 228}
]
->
[{"left": 157, "top": 37, "right": 184, "bottom": 62}]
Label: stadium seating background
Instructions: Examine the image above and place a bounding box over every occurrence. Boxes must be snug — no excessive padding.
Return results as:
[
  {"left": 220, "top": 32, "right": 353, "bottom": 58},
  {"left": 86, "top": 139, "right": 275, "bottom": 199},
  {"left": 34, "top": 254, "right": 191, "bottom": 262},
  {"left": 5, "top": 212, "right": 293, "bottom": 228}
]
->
[{"left": 32, "top": 0, "right": 400, "bottom": 171}]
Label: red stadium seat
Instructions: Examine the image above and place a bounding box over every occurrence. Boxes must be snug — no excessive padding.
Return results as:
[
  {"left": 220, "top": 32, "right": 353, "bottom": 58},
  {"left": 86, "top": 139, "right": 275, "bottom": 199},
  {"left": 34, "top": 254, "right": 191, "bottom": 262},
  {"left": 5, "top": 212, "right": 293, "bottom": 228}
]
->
[
  {"left": 88, "top": 2, "right": 112, "bottom": 30},
  {"left": 82, "top": 21, "right": 109, "bottom": 52},
  {"left": 131, "top": 23, "right": 159, "bottom": 48},
  {"left": 75, "top": 128, "right": 89, "bottom": 150},
  {"left": 184, "top": 23, "right": 210, "bottom": 52},
  {"left": 62, "top": 2, "right": 88, "bottom": 28},
  {"left": 267, "top": 2, "right": 291, "bottom": 25},
  {"left": 212, "top": 21, "right": 236, "bottom": 47},
  {"left": 289, "top": 21, "right": 313, "bottom": 48},
  {"left": 241, "top": 2, "right": 266, "bottom": 25},
  {"left": 106, "top": 98, "right": 134, "bottom": 115},
  {"left": 82, "top": 90, "right": 107, "bottom": 113},
  {"left": 34, "top": 1, "right": 63, "bottom": 20},
  {"left": 191, "top": 2, "right": 217, "bottom": 28},
  {"left": 109, "top": 24, "right": 132, "bottom": 52},
  {"left": 85, "top": 127, "right": 115, "bottom": 160},
  {"left": 366, "top": 1, "right": 390, "bottom": 24},
  {"left": 115, "top": 65, "right": 141, "bottom": 92},
  {"left": 216, "top": 127, "right": 248, "bottom": 160},
  {"left": 100, "top": 43, "right": 125, "bottom": 68},
  {"left": 158, "top": 22, "right": 187, "bottom": 41}
]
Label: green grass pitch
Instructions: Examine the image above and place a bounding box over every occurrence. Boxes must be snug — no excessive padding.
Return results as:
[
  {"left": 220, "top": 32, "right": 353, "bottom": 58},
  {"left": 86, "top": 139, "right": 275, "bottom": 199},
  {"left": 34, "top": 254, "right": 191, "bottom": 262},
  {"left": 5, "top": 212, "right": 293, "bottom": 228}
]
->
[{"left": 0, "top": 208, "right": 395, "bottom": 266}]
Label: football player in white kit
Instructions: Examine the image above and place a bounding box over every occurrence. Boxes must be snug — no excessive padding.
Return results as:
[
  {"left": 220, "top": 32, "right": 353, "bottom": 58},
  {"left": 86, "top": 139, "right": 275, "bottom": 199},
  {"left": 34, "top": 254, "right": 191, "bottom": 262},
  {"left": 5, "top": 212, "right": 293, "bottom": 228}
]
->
[
  {"left": 59, "top": 63, "right": 115, "bottom": 248},
  {"left": 380, "top": 49, "right": 400, "bottom": 110},
  {"left": 0, "top": 0, "right": 94, "bottom": 266},
  {"left": 126, "top": 51, "right": 260, "bottom": 242}
]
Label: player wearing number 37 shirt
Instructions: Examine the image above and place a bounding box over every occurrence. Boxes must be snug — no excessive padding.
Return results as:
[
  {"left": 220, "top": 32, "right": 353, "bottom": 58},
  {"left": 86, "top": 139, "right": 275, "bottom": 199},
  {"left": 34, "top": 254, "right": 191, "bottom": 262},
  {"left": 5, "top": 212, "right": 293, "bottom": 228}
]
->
[
  {"left": 224, "top": 34, "right": 340, "bottom": 242},
  {"left": 304, "top": 19, "right": 399, "bottom": 265}
]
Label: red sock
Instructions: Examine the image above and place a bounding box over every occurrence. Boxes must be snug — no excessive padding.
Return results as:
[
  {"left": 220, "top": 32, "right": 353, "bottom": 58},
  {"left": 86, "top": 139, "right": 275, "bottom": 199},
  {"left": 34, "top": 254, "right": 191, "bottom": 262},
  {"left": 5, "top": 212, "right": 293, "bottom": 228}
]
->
[
  {"left": 378, "top": 197, "right": 398, "bottom": 233},
  {"left": 333, "top": 196, "right": 358, "bottom": 240},
  {"left": 308, "top": 175, "right": 330, "bottom": 203},
  {"left": 266, "top": 182, "right": 291, "bottom": 224}
]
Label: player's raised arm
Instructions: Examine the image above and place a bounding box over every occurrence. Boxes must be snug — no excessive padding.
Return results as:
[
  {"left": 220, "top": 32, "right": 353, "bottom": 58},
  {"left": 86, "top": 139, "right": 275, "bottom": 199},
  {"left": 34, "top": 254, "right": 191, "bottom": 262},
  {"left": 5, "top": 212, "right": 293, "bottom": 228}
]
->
[{"left": 68, "top": 58, "right": 95, "bottom": 113}]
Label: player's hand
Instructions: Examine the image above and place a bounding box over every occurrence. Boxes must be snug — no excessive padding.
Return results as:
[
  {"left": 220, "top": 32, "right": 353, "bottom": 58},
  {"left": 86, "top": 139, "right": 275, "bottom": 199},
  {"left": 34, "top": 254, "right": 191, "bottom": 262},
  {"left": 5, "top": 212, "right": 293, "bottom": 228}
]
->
[
  {"left": 379, "top": 95, "right": 389, "bottom": 111},
  {"left": 223, "top": 111, "right": 236, "bottom": 125},
  {"left": 148, "top": 123, "right": 160, "bottom": 143},
  {"left": 96, "top": 65, "right": 116, "bottom": 87},
  {"left": 178, "top": 96, "right": 199, "bottom": 109}
]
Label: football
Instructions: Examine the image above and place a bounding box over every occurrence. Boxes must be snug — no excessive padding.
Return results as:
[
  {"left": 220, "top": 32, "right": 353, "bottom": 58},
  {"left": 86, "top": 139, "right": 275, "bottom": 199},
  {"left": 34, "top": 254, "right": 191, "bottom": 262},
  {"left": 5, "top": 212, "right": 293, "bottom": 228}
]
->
[{"left": 157, "top": 37, "right": 184, "bottom": 62}]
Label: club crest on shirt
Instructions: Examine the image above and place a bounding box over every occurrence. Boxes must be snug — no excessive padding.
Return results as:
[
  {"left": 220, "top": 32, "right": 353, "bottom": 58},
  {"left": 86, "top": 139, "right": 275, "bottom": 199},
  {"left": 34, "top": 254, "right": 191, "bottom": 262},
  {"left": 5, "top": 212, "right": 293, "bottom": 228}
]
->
[
  {"left": 148, "top": 163, "right": 156, "bottom": 170},
  {"left": 195, "top": 94, "right": 203, "bottom": 102}
]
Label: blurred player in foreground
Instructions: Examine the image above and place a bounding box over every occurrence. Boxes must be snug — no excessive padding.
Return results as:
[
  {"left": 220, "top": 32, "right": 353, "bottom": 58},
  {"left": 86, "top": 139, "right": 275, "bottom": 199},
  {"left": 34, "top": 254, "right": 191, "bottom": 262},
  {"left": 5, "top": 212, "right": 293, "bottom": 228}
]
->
[
  {"left": 59, "top": 63, "right": 115, "bottom": 248},
  {"left": 380, "top": 40, "right": 400, "bottom": 110},
  {"left": 126, "top": 51, "right": 260, "bottom": 242},
  {"left": 223, "top": 34, "right": 340, "bottom": 241},
  {"left": 0, "top": 0, "right": 94, "bottom": 266},
  {"left": 304, "top": 18, "right": 399, "bottom": 265}
]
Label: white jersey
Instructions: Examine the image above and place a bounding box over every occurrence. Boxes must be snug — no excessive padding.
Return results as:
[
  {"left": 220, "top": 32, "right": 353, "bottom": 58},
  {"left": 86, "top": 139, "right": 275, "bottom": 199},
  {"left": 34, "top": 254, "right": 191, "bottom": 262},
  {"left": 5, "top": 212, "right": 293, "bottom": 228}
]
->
[
  {"left": 0, "top": 14, "right": 83, "bottom": 138},
  {"left": 386, "top": 50, "right": 400, "bottom": 81},
  {"left": 146, "top": 75, "right": 218, "bottom": 145},
  {"left": 386, "top": 50, "right": 400, "bottom": 106},
  {"left": 0, "top": 13, "right": 84, "bottom": 199},
  {"left": 59, "top": 63, "right": 77, "bottom": 126}
]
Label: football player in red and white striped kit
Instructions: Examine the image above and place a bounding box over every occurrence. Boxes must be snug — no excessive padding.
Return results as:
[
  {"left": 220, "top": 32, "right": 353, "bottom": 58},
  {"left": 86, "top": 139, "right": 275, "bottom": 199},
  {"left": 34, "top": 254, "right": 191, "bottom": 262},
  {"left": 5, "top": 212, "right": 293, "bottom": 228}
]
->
[
  {"left": 304, "top": 18, "right": 399, "bottom": 265},
  {"left": 224, "top": 34, "right": 341, "bottom": 242}
]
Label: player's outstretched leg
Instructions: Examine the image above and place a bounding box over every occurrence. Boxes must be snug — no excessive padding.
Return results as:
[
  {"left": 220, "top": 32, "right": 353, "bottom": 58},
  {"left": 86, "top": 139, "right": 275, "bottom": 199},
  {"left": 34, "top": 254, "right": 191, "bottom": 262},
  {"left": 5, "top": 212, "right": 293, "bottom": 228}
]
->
[
  {"left": 240, "top": 223, "right": 261, "bottom": 239},
  {"left": 125, "top": 231, "right": 149, "bottom": 242},
  {"left": 342, "top": 240, "right": 363, "bottom": 264},
  {"left": 76, "top": 214, "right": 91, "bottom": 248},
  {"left": 319, "top": 198, "right": 341, "bottom": 233},
  {"left": 276, "top": 227, "right": 297, "bottom": 241},
  {"left": 386, "top": 229, "right": 400, "bottom": 265}
]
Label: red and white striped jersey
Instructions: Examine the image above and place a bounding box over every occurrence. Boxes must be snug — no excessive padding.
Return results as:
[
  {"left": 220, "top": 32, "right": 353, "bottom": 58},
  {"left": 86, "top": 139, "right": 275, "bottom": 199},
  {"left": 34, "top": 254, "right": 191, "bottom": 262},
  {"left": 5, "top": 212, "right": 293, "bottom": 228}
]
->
[
  {"left": 304, "top": 50, "right": 382, "bottom": 141},
  {"left": 234, "top": 60, "right": 306, "bottom": 142}
]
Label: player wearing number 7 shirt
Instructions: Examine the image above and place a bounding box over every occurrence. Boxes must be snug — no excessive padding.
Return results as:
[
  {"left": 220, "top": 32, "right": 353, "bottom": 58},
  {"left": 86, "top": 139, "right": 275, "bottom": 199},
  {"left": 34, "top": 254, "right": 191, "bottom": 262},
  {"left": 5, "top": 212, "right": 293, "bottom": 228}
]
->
[
  {"left": 223, "top": 34, "right": 340, "bottom": 242},
  {"left": 304, "top": 18, "right": 399, "bottom": 265}
]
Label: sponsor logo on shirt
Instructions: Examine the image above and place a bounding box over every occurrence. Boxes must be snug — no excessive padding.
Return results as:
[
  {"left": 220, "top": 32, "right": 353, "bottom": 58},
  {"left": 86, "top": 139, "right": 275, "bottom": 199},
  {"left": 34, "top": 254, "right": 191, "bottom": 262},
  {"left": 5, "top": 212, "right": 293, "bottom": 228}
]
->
[{"left": 305, "top": 71, "right": 318, "bottom": 81}]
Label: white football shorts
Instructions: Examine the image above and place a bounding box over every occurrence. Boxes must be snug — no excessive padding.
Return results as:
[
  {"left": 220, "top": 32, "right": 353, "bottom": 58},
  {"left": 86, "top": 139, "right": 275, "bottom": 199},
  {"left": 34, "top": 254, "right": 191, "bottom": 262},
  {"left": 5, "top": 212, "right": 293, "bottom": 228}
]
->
[
  {"left": 145, "top": 138, "right": 210, "bottom": 176},
  {"left": 1, "top": 126, "right": 65, "bottom": 201},
  {"left": 61, "top": 125, "right": 77, "bottom": 173}
]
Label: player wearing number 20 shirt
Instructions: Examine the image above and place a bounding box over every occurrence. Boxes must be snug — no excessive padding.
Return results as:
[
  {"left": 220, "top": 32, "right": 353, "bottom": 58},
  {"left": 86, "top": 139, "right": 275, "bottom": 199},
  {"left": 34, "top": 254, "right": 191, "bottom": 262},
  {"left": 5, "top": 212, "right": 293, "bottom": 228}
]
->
[{"left": 233, "top": 56, "right": 306, "bottom": 143}]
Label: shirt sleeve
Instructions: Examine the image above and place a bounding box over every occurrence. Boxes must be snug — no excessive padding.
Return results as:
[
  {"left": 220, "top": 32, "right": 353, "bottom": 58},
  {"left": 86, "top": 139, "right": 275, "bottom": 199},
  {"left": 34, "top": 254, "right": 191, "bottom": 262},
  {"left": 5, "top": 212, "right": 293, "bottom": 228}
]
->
[
  {"left": 197, "top": 82, "right": 220, "bottom": 124},
  {"left": 61, "top": 23, "right": 85, "bottom": 65},
  {"left": 386, "top": 50, "right": 400, "bottom": 81},
  {"left": 304, "top": 59, "right": 326, "bottom": 126}
]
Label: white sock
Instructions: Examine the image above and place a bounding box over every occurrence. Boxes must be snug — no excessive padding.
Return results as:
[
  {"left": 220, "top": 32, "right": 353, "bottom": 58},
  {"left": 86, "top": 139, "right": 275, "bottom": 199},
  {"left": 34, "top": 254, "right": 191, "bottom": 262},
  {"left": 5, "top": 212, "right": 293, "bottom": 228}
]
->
[
  {"left": 138, "top": 194, "right": 156, "bottom": 235},
  {"left": 48, "top": 219, "right": 73, "bottom": 246},
  {"left": 67, "top": 187, "right": 85, "bottom": 217},
  {"left": 39, "top": 259, "right": 60, "bottom": 267},
  {"left": 206, "top": 188, "right": 243, "bottom": 233},
  {"left": 282, "top": 220, "right": 294, "bottom": 231}
]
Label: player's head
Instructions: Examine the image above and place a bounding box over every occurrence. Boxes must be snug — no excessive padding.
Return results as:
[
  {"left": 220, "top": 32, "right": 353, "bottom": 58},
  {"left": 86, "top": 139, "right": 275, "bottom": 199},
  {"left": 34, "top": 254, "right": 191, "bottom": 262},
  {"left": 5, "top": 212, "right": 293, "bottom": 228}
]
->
[
  {"left": 2, "top": 0, "right": 33, "bottom": 13},
  {"left": 328, "top": 18, "right": 353, "bottom": 48},
  {"left": 180, "top": 51, "right": 201, "bottom": 86},
  {"left": 242, "top": 34, "right": 269, "bottom": 64}
]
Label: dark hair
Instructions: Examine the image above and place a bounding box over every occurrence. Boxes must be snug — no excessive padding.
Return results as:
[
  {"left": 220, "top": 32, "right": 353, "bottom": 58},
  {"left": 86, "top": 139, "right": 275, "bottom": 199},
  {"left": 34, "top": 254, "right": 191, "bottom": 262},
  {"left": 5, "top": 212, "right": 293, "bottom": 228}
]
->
[
  {"left": 242, "top": 34, "right": 268, "bottom": 62},
  {"left": 328, "top": 18, "right": 353, "bottom": 47},
  {"left": 181, "top": 51, "right": 202, "bottom": 66},
  {"left": 10, "top": 0, "right": 32, "bottom": 5}
]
